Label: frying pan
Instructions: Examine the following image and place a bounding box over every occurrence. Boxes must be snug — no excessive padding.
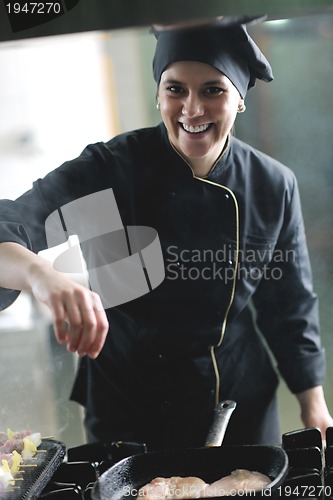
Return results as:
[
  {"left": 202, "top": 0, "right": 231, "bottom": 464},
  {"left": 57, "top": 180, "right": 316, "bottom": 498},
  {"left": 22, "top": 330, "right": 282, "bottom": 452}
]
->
[{"left": 92, "top": 401, "right": 288, "bottom": 499}]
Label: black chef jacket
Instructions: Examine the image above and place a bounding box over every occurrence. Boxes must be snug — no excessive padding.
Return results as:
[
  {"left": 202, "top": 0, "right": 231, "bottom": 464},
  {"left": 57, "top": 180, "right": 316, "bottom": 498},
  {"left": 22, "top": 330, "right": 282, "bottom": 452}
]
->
[{"left": 0, "top": 123, "right": 325, "bottom": 449}]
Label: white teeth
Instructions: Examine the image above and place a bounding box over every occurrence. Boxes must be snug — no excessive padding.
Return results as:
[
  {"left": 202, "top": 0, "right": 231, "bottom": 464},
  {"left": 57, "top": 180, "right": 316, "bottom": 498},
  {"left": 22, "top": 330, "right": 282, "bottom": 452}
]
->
[{"left": 182, "top": 123, "right": 210, "bottom": 133}]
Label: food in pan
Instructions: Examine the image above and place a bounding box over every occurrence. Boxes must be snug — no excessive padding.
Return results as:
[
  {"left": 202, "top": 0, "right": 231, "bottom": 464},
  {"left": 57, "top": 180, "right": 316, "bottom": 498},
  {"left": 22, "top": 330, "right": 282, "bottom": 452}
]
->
[
  {"left": 0, "top": 430, "right": 41, "bottom": 459},
  {"left": 202, "top": 469, "right": 271, "bottom": 497},
  {"left": 138, "top": 476, "right": 208, "bottom": 499},
  {"left": 0, "top": 428, "right": 43, "bottom": 493},
  {"left": 0, "top": 450, "right": 22, "bottom": 474},
  {"left": 137, "top": 469, "right": 271, "bottom": 498},
  {"left": 0, "top": 463, "right": 14, "bottom": 492}
]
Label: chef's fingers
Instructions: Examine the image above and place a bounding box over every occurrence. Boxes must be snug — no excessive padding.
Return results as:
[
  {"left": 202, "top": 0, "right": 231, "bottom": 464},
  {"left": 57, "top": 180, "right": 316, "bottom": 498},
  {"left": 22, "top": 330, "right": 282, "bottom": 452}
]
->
[
  {"left": 64, "top": 301, "right": 87, "bottom": 355},
  {"left": 50, "top": 290, "right": 93, "bottom": 352},
  {"left": 67, "top": 292, "right": 108, "bottom": 358},
  {"left": 79, "top": 307, "right": 109, "bottom": 359},
  {"left": 52, "top": 302, "right": 70, "bottom": 345},
  {"left": 84, "top": 293, "right": 109, "bottom": 359},
  {"left": 46, "top": 282, "right": 108, "bottom": 357}
]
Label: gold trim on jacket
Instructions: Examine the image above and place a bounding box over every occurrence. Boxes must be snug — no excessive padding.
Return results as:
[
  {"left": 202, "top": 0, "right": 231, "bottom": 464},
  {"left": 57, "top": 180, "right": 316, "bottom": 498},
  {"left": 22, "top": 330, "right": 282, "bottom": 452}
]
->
[{"left": 169, "top": 136, "right": 240, "bottom": 405}]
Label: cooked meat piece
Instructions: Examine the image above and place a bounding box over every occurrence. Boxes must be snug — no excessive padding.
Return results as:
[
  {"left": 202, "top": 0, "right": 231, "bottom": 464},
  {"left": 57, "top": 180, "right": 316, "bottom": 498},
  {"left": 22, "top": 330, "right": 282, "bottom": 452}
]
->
[
  {"left": 138, "top": 469, "right": 271, "bottom": 499},
  {"left": 138, "top": 476, "right": 208, "bottom": 499},
  {"left": 202, "top": 469, "right": 271, "bottom": 497},
  {"left": 0, "top": 438, "right": 24, "bottom": 454},
  {"left": 7, "top": 430, "right": 32, "bottom": 439}
]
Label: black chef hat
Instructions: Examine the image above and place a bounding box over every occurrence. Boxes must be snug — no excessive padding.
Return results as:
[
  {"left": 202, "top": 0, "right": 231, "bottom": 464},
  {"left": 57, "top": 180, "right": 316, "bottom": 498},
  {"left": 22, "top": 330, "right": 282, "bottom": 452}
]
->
[{"left": 152, "top": 22, "right": 273, "bottom": 98}]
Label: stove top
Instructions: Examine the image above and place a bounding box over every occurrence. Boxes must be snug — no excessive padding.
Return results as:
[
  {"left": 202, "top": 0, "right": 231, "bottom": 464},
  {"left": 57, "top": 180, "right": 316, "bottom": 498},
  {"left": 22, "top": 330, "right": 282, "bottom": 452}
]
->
[{"left": 36, "top": 427, "right": 333, "bottom": 499}]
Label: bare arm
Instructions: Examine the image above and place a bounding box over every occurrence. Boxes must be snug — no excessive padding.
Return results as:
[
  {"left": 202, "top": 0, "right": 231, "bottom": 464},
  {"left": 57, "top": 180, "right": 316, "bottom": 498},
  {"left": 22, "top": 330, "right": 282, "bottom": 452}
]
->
[
  {"left": 296, "top": 385, "right": 333, "bottom": 439},
  {"left": 0, "top": 241, "right": 109, "bottom": 359}
]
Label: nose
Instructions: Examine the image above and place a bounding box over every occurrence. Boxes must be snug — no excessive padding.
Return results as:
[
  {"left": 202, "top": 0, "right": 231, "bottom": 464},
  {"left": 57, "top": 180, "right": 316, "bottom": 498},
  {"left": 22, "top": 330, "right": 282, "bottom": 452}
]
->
[{"left": 182, "top": 93, "right": 204, "bottom": 118}]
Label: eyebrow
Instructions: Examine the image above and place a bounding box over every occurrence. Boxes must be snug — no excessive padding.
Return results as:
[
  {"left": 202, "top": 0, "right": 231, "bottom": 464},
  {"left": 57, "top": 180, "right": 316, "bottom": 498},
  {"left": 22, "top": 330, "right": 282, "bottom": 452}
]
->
[
  {"left": 162, "top": 78, "right": 227, "bottom": 86},
  {"left": 162, "top": 79, "right": 184, "bottom": 85}
]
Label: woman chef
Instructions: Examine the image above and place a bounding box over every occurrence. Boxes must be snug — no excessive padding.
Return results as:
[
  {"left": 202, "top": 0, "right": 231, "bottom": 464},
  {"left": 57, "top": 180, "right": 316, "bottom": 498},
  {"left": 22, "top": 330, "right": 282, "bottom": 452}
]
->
[{"left": 0, "top": 20, "right": 332, "bottom": 449}]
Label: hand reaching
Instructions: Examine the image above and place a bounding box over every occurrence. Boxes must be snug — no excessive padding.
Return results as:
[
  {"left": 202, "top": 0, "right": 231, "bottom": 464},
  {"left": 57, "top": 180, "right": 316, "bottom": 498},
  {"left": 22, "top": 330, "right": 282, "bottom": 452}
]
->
[{"left": 30, "top": 262, "right": 109, "bottom": 359}]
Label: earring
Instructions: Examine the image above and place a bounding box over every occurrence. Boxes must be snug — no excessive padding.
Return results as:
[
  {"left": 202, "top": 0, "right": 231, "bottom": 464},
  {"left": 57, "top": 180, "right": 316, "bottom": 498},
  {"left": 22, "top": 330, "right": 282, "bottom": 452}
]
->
[
  {"left": 156, "top": 102, "right": 160, "bottom": 110},
  {"left": 237, "top": 102, "right": 246, "bottom": 113}
]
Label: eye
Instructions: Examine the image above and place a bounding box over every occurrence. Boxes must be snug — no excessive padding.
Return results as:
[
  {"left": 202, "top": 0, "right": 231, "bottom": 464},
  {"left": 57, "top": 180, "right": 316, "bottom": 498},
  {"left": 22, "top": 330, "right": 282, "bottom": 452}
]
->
[
  {"left": 205, "top": 87, "right": 225, "bottom": 95},
  {"left": 166, "top": 85, "right": 185, "bottom": 94}
]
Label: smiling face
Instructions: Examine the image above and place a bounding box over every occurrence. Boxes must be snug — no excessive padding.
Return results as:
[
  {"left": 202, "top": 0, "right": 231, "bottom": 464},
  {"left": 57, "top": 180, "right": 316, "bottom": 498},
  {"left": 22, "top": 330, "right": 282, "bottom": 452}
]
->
[{"left": 158, "top": 61, "right": 244, "bottom": 176}]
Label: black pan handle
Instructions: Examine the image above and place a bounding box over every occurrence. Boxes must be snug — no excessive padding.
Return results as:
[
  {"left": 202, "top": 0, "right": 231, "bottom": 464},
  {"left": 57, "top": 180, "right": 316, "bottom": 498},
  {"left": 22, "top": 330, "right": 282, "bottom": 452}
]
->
[{"left": 205, "top": 400, "right": 237, "bottom": 447}]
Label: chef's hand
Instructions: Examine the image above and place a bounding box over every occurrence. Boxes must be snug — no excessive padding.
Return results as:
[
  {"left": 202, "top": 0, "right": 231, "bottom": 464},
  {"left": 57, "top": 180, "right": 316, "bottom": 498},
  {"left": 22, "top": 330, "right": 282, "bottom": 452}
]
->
[
  {"left": 296, "top": 386, "right": 333, "bottom": 440},
  {"left": 0, "top": 242, "right": 107, "bottom": 359},
  {"left": 29, "top": 258, "right": 109, "bottom": 359}
]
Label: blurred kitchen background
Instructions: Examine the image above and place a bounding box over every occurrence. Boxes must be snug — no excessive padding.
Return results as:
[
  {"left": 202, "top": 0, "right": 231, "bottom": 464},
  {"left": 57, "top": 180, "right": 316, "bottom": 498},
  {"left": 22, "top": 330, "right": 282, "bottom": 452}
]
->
[{"left": 0, "top": 14, "right": 332, "bottom": 448}]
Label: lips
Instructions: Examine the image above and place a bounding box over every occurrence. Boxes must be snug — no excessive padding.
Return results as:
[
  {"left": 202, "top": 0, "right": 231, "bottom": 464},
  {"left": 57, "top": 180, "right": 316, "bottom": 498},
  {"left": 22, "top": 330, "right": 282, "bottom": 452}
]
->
[{"left": 181, "top": 123, "right": 212, "bottom": 134}]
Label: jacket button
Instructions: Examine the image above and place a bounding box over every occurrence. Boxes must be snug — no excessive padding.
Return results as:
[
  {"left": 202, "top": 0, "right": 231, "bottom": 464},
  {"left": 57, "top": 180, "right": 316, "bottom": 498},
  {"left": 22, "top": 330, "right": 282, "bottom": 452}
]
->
[{"left": 169, "top": 192, "right": 176, "bottom": 198}]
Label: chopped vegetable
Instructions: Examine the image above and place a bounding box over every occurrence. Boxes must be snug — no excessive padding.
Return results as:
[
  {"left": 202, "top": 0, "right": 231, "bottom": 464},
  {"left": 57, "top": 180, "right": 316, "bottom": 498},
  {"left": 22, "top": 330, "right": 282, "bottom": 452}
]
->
[
  {"left": 0, "top": 462, "right": 14, "bottom": 489},
  {"left": 22, "top": 437, "right": 37, "bottom": 460}
]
